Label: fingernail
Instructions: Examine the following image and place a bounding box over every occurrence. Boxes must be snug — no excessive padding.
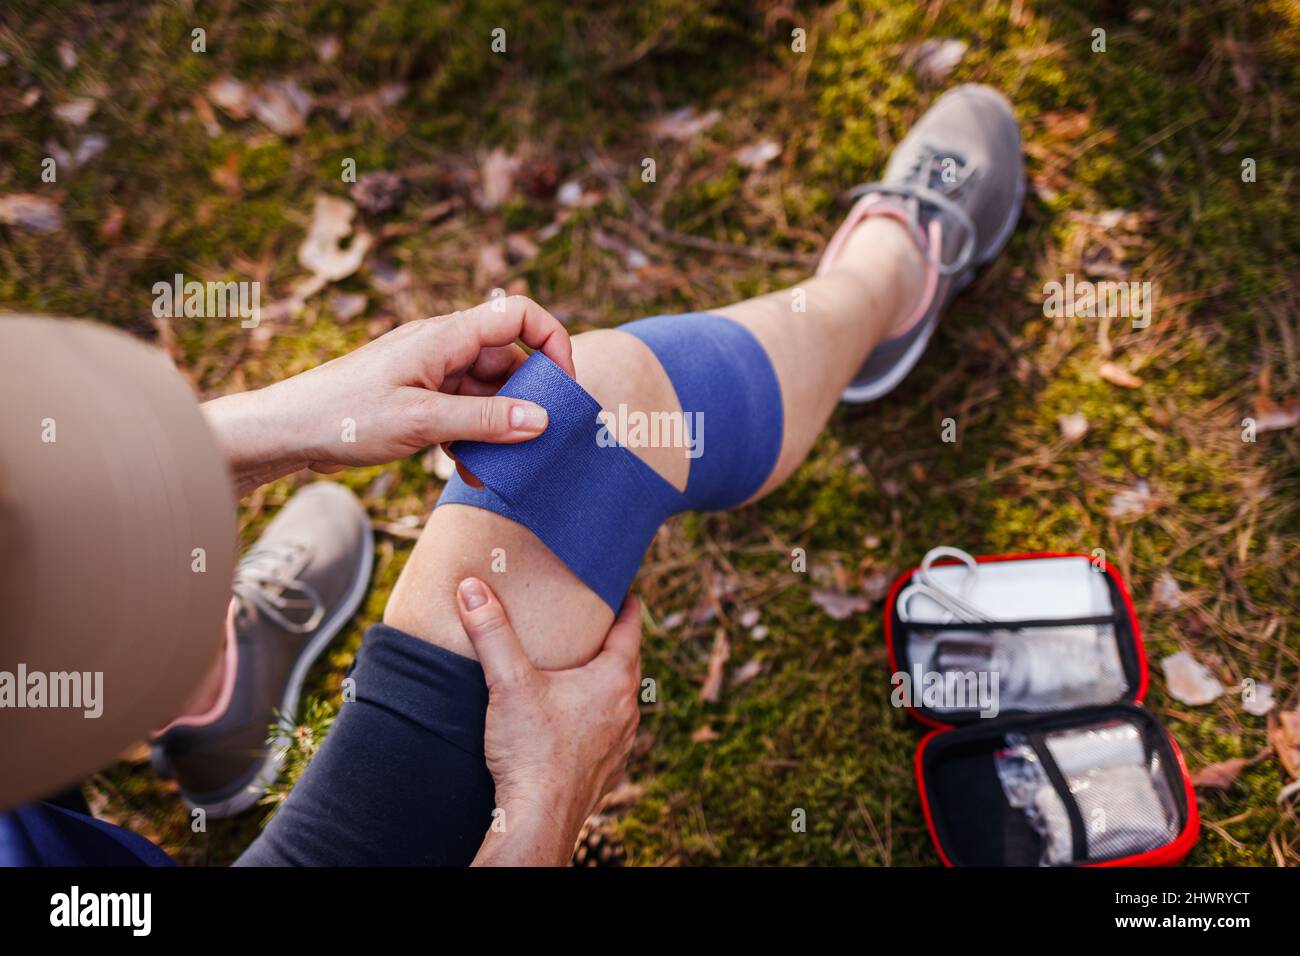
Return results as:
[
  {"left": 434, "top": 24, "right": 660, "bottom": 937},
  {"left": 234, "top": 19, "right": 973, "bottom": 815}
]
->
[
  {"left": 509, "top": 403, "right": 547, "bottom": 432},
  {"left": 459, "top": 578, "right": 488, "bottom": 611}
]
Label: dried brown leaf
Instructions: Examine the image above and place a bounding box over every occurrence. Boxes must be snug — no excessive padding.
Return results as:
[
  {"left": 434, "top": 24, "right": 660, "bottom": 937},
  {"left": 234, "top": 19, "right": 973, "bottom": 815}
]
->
[
  {"left": 699, "top": 629, "right": 730, "bottom": 703},
  {"left": 252, "top": 79, "right": 313, "bottom": 136},
  {"left": 812, "top": 588, "right": 869, "bottom": 620},
  {"left": 1253, "top": 392, "right": 1300, "bottom": 433},
  {"left": 475, "top": 243, "right": 509, "bottom": 287},
  {"left": 732, "top": 659, "right": 763, "bottom": 685},
  {"left": 53, "top": 97, "right": 96, "bottom": 126},
  {"left": 1270, "top": 711, "right": 1300, "bottom": 780},
  {"left": 1041, "top": 110, "right": 1091, "bottom": 140},
  {"left": 1058, "top": 412, "right": 1089, "bottom": 443},
  {"left": 0, "top": 193, "right": 62, "bottom": 233},
  {"left": 736, "top": 139, "right": 781, "bottom": 170},
  {"left": 691, "top": 725, "right": 720, "bottom": 744},
  {"left": 98, "top": 205, "right": 125, "bottom": 243},
  {"left": 598, "top": 780, "right": 644, "bottom": 812},
  {"left": 298, "top": 195, "right": 373, "bottom": 283},
  {"left": 192, "top": 93, "right": 221, "bottom": 137},
  {"left": 1161, "top": 651, "right": 1224, "bottom": 706},
  {"left": 1098, "top": 361, "right": 1142, "bottom": 389},
  {"left": 647, "top": 106, "right": 720, "bottom": 141},
  {"left": 1107, "top": 479, "right": 1152, "bottom": 520},
  {"left": 478, "top": 147, "right": 519, "bottom": 211},
  {"left": 328, "top": 291, "right": 368, "bottom": 321},
  {"left": 211, "top": 150, "right": 241, "bottom": 195},
  {"left": 1192, "top": 758, "right": 1246, "bottom": 789},
  {"left": 908, "top": 39, "right": 967, "bottom": 84},
  {"left": 207, "top": 76, "right": 251, "bottom": 120},
  {"left": 316, "top": 35, "right": 341, "bottom": 63},
  {"left": 56, "top": 40, "right": 78, "bottom": 70},
  {"left": 1153, "top": 571, "right": 1183, "bottom": 610}
]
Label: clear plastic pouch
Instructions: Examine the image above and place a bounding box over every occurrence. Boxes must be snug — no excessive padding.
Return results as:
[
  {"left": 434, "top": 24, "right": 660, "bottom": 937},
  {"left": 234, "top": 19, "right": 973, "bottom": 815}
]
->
[
  {"left": 994, "top": 719, "right": 1180, "bottom": 865},
  {"left": 910, "top": 620, "right": 1129, "bottom": 715}
]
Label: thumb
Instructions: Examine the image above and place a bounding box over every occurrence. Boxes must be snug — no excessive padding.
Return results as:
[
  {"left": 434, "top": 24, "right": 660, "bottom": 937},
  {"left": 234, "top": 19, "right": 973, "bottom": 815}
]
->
[
  {"left": 456, "top": 577, "right": 533, "bottom": 688},
  {"left": 595, "top": 595, "right": 642, "bottom": 669},
  {"left": 425, "top": 392, "right": 549, "bottom": 445}
]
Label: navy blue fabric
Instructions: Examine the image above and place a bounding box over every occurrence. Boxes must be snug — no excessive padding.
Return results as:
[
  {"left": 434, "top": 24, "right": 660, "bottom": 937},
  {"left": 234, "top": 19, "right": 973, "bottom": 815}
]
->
[
  {"left": 439, "top": 353, "right": 683, "bottom": 610},
  {"left": 620, "top": 313, "right": 782, "bottom": 509},
  {"left": 0, "top": 798, "right": 176, "bottom": 867},
  {"left": 441, "top": 312, "right": 783, "bottom": 610},
  {"left": 237, "top": 624, "right": 492, "bottom": 866}
]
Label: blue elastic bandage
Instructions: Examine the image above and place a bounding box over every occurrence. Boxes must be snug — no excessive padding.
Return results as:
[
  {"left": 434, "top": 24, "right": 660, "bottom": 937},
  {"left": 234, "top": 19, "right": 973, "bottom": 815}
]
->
[{"left": 436, "top": 312, "right": 783, "bottom": 610}]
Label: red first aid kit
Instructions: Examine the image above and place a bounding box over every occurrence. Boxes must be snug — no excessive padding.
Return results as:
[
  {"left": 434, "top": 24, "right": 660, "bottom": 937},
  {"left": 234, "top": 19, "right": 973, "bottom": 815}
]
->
[{"left": 884, "top": 550, "right": 1199, "bottom": 867}]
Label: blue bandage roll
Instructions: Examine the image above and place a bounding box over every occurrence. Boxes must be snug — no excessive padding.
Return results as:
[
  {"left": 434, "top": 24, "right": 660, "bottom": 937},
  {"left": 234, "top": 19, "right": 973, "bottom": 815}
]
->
[{"left": 438, "top": 313, "right": 783, "bottom": 610}]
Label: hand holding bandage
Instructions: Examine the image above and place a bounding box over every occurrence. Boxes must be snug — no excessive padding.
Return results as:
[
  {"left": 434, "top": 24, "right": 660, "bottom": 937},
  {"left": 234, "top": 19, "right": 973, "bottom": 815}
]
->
[
  {"left": 202, "top": 296, "right": 574, "bottom": 495},
  {"left": 442, "top": 312, "right": 784, "bottom": 610}
]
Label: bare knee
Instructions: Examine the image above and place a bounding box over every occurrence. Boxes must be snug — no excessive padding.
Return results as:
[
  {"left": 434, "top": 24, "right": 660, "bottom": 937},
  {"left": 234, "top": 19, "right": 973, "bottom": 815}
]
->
[
  {"left": 384, "top": 504, "right": 613, "bottom": 669},
  {"left": 571, "top": 329, "right": 689, "bottom": 491},
  {"left": 383, "top": 327, "right": 678, "bottom": 669}
]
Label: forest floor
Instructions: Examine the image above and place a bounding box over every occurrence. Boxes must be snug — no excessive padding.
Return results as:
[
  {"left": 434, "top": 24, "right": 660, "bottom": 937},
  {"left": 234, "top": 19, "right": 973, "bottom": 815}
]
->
[{"left": 2, "top": 0, "right": 1298, "bottom": 865}]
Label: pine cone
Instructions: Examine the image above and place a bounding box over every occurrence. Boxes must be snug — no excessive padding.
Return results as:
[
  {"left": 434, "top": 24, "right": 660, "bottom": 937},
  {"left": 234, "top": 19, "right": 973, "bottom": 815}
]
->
[
  {"left": 571, "top": 819, "right": 626, "bottom": 867},
  {"left": 518, "top": 155, "right": 560, "bottom": 199},
  {"left": 351, "top": 171, "right": 405, "bottom": 215}
]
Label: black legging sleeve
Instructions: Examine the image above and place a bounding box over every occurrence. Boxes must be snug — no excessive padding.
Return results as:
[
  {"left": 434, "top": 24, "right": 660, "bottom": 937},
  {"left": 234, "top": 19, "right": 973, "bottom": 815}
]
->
[{"left": 235, "top": 624, "right": 493, "bottom": 866}]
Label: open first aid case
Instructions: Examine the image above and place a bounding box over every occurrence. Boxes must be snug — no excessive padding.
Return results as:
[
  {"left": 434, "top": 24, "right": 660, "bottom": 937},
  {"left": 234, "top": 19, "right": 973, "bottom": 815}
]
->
[{"left": 884, "top": 550, "right": 1200, "bottom": 867}]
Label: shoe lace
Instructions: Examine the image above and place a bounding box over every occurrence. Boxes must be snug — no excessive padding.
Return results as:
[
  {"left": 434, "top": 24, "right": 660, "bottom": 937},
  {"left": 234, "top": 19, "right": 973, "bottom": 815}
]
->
[
  {"left": 848, "top": 144, "right": 978, "bottom": 277},
  {"left": 904, "top": 143, "right": 975, "bottom": 195},
  {"left": 232, "top": 540, "right": 325, "bottom": 634}
]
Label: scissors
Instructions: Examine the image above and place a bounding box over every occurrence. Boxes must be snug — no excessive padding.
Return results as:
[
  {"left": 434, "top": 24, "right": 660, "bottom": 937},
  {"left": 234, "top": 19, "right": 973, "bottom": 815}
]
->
[{"left": 895, "top": 546, "right": 993, "bottom": 624}]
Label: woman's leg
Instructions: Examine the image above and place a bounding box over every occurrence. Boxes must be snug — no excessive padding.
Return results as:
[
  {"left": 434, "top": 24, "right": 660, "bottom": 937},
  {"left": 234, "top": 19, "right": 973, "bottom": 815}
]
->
[
  {"left": 248, "top": 86, "right": 1023, "bottom": 866},
  {"left": 383, "top": 215, "right": 926, "bottom": 669},
  {"left": 386, "top": 78, "right": 1030, "bottom": 673}
]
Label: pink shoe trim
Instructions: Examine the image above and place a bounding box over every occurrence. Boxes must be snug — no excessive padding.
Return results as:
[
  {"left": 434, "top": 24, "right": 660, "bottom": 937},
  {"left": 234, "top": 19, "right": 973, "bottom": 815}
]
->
[
  {"left": 816, "top": 193, "right": 942, "bottom": 340},
  {"left": 155, "top": 601, "right": 240, "bottom": 734}
]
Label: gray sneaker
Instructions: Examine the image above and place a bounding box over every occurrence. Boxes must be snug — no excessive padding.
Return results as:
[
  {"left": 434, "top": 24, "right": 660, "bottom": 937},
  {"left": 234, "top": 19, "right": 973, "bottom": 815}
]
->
[
  {"left": 151, "top": 481, "right": 373, "bottom": 818},
  {"left": 818, "top": 84, "right": 1025, "bottom": 403}
]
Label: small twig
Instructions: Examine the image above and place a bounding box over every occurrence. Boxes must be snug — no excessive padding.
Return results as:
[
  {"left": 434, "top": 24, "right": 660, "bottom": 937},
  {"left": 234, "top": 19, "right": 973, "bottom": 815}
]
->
[
  {"left": 856, "top": 796, "right": 889, "bottom": 865},
  {"left": 378, "top": 197, "right": 462, "bottom": 239},
  {"left": 640, "top": 223, "right": 816, "bottom": 267},
  {"left": 372, "top": 520, "right": 424, "bottom": 541},
  {"left": 586, "top": 148, "right": 815, "bottom": 267}
]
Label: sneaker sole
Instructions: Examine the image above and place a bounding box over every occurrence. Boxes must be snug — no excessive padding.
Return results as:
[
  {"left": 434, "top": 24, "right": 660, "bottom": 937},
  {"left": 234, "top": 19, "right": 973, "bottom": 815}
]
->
[{"left": 180, "top": 505, "right": 375, "bottom": 819}]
